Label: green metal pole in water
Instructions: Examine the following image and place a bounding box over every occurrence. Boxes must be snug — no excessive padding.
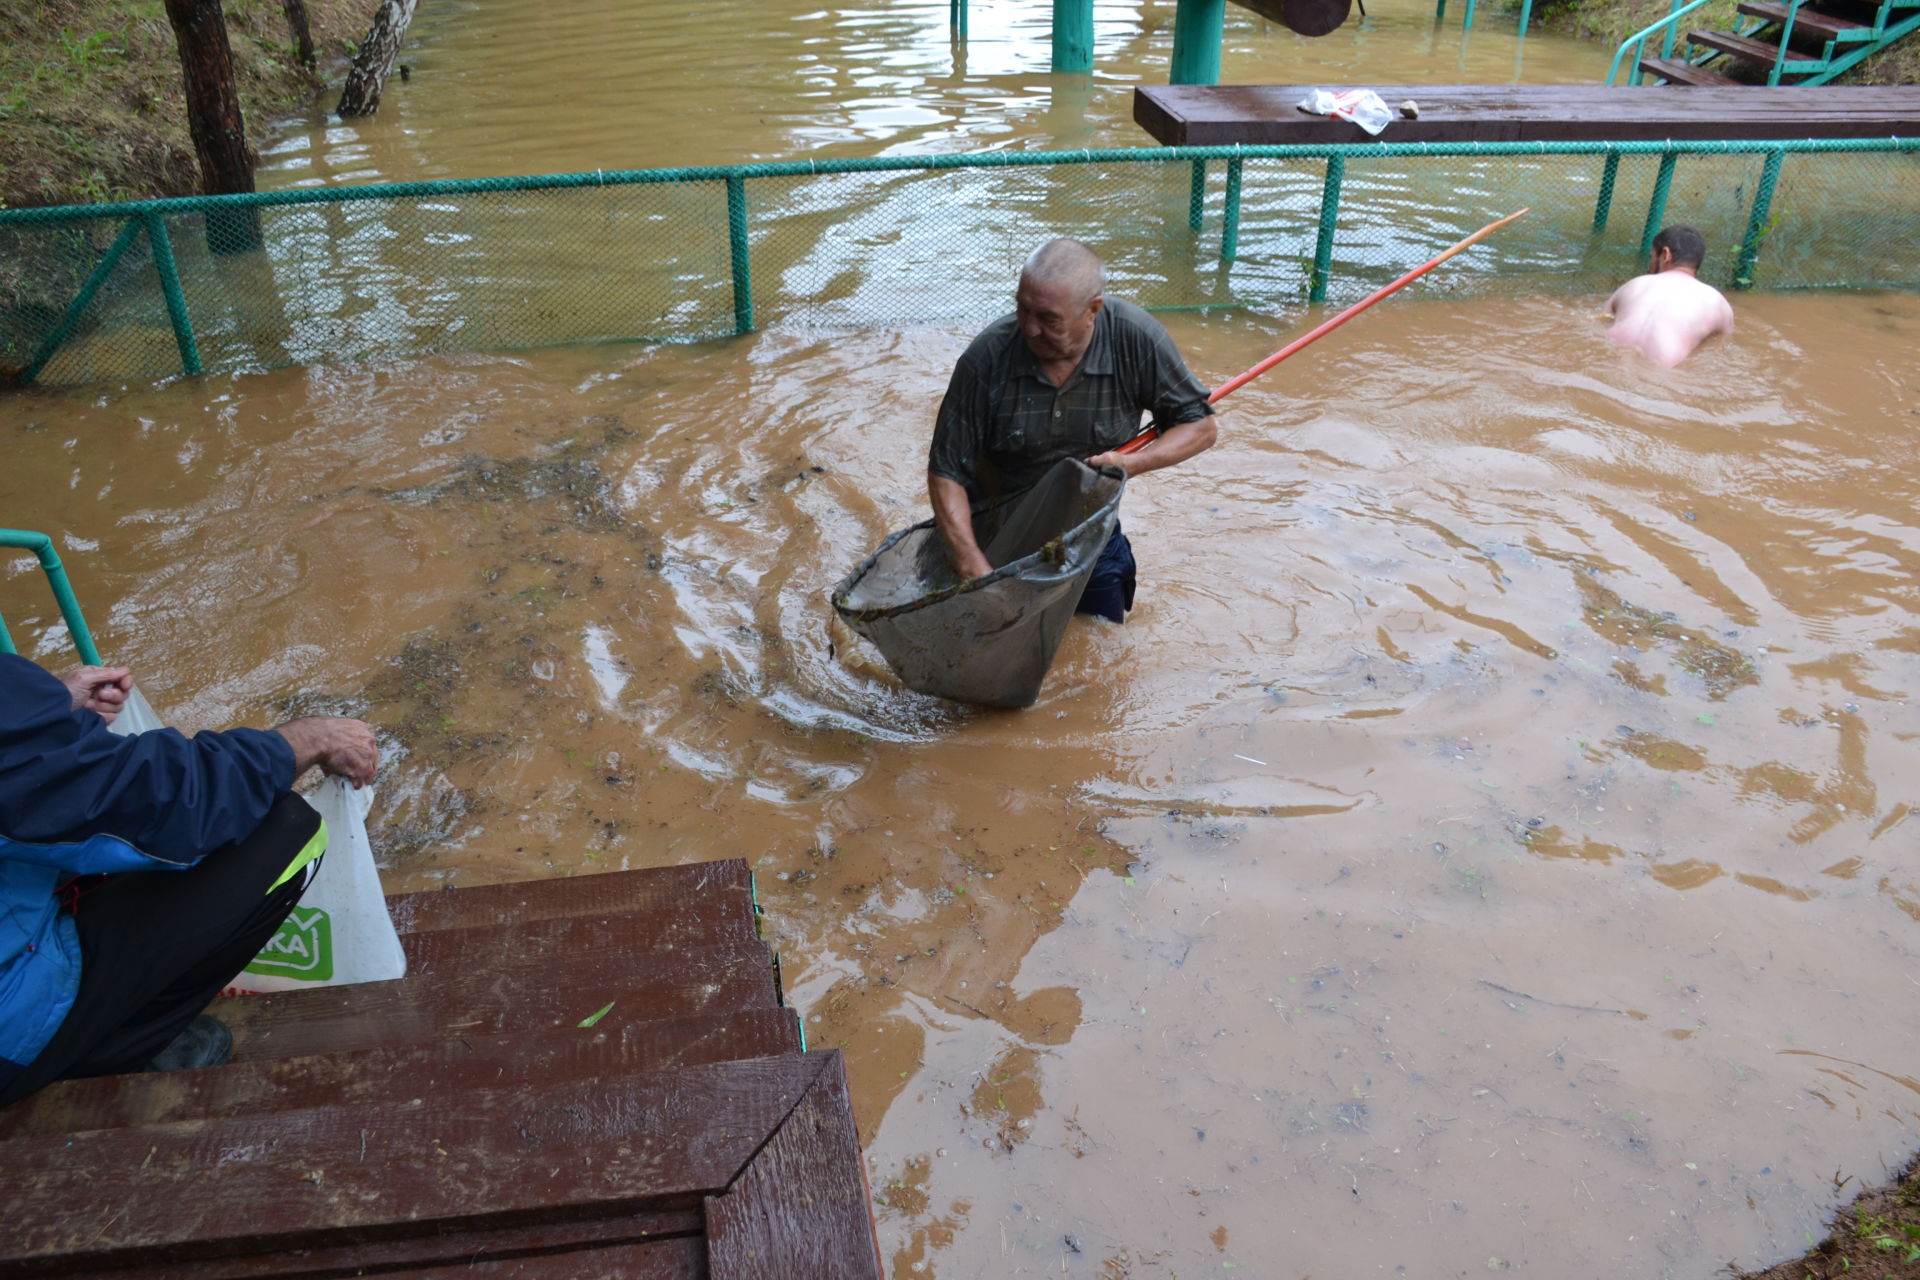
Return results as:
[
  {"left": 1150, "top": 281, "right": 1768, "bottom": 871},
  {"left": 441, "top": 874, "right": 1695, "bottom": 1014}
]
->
[
  {"left": 1310, "top": 154, "right": 1345, "bottom": 303},
  {"left": 1591, "top": 151, "right": 1621, "bottom": 235},
  {"left": 1052, "top": 0, "right": 1094, "bottom": 72},
  {"left": 726, "top": 174, "right": 754, "bottom": 335},
  {"left": 1188, "top": 159, "right": 1208, "bottom": 232},
  {"left": 0, "top": 529, "right": 104, "bottom": 664},
  {"left": 1170, "top": 0, "right": 1225, "bottom": 84},
  {"left": 1733, "top": 148, "right": 1783, "bottom": 290},
  {"left": 1640, "top": 151, "right": 1678, "bottom": 257},
  {"left": 20, "top": 216, "right": 145, "bottom": 387},
  {"left": 1221, "top": 154, "right": 1244, "bottom": 263},
  {"left": 142, "top": 210, "right": 202, "bottom": 377},
  {"left": 950, "top": 0, "right": 967, "bottom": 40}
]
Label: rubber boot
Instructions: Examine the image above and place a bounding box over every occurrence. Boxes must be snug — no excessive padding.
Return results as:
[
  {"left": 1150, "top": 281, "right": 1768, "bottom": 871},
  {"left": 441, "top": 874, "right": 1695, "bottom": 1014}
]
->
[{"left": 144, "top": 1015, "right": 233, "bottom": 1072}]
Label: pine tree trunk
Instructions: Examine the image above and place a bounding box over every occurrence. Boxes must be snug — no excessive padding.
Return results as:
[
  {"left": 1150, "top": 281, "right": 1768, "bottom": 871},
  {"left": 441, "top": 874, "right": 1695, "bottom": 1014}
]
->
[
  {"left": 337, "top": 0, "right": 420, "bottom": 117},
  {"left": 161, "top": 0, "right": 262, "bottom": 253},
  {"left": 281, "top": 0, "right": 317, "bottom": 69}
]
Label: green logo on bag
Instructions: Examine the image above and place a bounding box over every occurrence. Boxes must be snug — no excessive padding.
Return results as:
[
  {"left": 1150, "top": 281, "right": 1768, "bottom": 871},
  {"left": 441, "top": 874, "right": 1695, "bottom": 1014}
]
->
[{"left": 245, "top": 906, "right": 334, "bottom": 982}]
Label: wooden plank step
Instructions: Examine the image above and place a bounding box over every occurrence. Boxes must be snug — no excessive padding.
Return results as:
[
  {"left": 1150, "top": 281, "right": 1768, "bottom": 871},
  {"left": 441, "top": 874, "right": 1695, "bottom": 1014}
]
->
[
  {"left": 1638, "top": 55, "right": 1743, "bottom": 84},
  {"left": 1737, "top": 1, "right": 1871, "bottom": 41},
  {"left": 51, "top": 1210, "right": 707, "bottom": 1280},
  {"left": 1685, "top": 27, "right": 1818, "bottom": 67},
  {"left": 210, "top": 939, "right": 779, "bottom": 1062},
  {"left": 384, "top": 1238, "right": 708, "bottom": 1279},
  {"left": 706, "top": 1049, "right": 884, "bottom": 1279},
  {"left": 0, "top": 1053, "right": 842, "bottom": 1278},
  {"left": 387, "top": 860, "right": 755, "bottom": 935},
  {"left": 397, "top": 903, "right": 762, "bottom": 977},
  {"left": 0, "top": 1008, "right": 801, "bottom": 1140}
]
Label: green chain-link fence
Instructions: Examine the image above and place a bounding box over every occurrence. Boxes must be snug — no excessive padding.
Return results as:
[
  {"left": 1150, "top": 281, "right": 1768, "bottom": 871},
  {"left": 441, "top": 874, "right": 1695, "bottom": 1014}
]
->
[{"left": 2, "top": 139, "right": 1916, "bottom": 388}]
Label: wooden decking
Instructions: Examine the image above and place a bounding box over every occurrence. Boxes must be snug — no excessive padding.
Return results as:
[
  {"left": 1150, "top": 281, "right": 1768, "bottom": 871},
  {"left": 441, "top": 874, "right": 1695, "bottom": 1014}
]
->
[
  {"left": 1133, "top": 83, "right": 1920, "bottom": 145},
  {"left": 0, "top": 860, "right": 884, "bottom": 1279}
]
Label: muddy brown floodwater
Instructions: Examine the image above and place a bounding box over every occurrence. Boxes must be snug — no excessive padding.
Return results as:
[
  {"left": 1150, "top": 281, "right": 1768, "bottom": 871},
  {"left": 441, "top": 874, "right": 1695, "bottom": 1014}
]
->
[{"left": 3, "top": 288, "right": 1916, "bottom": 1278}]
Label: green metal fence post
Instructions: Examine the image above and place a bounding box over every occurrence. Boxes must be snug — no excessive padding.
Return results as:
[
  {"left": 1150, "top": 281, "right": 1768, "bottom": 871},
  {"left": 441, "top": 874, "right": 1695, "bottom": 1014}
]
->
[
  {"left": 950, "top": 0, "right": 967, "bottom": 39},
  {"left": 1170, "top": 0, "right": 1225, "bottom": 85},
  {"left": 0, "top": 528, "right": 105, "bottom": 664},
  {"left": 1640, "top": 151, "right": 1678, "bottom": 257},
  {"left": 725, "top": 174, "right": 754, "bottom": 335},
  {"left": 1052, "top": 0, "right": 1094, "bottom": 71},
  {"left": 1591, "top": 150, "right": 1621, "bottom": 235},
  {"left": 1310, "top": 154, "right": 1345, "bottom": 303},
  {"left": 142, "top": 210, "right": 202, "bottom": 377},
  {"left": 19, "top": 216, "right": 145, "bottom": 386},
  {"left": 1188, "top": 159, "right": 1208, "bottom": 232},
  {"left": 1222, "top": 154, "right": 1245, "bottom": 263},
  {"left": 1733, "top": 148, "right": 1784, "bottom": 290}
]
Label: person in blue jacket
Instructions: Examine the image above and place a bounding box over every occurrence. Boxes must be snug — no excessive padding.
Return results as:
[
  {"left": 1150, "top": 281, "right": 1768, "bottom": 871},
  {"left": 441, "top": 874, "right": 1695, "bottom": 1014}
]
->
[{"left": 0, "top": 656, "right": 378, "bottom": 1106}]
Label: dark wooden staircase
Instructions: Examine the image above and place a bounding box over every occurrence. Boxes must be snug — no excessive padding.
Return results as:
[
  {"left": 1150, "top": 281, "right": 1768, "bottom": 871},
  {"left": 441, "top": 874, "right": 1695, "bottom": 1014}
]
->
[
  {"left": 0, "top": 859, "right": 885, "bottom": 1279},
  {"left": 1632, "top": 0, "right": 1920, "bottom": 85}
]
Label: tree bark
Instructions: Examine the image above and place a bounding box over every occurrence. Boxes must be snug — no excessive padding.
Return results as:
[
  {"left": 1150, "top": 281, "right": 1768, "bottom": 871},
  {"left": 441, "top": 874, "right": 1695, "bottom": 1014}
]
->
[
  {"left": 281, "top": 0, "right": 317, "bottom": 69},
  {"left": 337, "top": 0, "right": 420, "bottom": 117},
  {"left": 161, "top": 0, "right": 262, "bottom": 252}
]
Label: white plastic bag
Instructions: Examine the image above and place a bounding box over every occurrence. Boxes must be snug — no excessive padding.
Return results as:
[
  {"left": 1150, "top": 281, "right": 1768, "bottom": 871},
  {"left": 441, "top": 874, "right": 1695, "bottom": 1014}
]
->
[
  {"left": 1297, "top": 87, "right": 1394, "bottom": 137},
  {"left": 106, "top": 690, "right": 407, "bottom": 992},
  {"left": 105, "top": 685, "right": 165, "bottom": 737},
  {"left": 240, "top": 777, "right": 408, "bottom": 992}
]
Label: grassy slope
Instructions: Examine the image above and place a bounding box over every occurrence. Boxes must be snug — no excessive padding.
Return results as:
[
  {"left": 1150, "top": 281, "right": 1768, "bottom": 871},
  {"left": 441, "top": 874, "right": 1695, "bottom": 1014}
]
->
[{"left": 0, "top": 0, "right": 367, "bottom": 210}]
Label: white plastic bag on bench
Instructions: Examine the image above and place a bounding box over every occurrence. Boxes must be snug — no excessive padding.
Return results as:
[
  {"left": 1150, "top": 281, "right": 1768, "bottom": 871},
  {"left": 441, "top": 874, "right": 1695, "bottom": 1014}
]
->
[{"left": 109, "top": 692, "right": 407, "bottom": 992}]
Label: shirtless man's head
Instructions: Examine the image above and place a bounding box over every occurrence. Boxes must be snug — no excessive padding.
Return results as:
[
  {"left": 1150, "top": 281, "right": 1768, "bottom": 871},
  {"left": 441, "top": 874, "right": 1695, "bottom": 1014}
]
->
[
  {"left": 1605, "top": 223, "right": 1734, "bottom": 368},
  {"left": 1649, "top": 224, "right": 1707, "bottom": 275}
]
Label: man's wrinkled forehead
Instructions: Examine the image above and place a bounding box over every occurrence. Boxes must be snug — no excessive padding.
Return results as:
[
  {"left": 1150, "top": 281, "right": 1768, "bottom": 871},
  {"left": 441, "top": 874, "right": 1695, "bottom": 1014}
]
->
[{"left": 1016, "top": 274, "right": 1093, "bottom": 316}]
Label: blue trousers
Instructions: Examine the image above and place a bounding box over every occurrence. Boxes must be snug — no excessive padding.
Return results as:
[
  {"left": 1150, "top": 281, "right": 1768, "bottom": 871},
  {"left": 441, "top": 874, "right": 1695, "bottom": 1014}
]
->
[{"left": 1076, "top": 523, "right": 1136, "bottom": 623}]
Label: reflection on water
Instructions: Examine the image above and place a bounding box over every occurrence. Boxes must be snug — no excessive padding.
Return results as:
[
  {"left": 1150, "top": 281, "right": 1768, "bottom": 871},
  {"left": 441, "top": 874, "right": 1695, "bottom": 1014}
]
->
[
  {"left": 5, "top": 288, "right": 1919, "bottom": 1277},
  {"left": 259, "top": 0, "right": 1609, "bottom": 185}
]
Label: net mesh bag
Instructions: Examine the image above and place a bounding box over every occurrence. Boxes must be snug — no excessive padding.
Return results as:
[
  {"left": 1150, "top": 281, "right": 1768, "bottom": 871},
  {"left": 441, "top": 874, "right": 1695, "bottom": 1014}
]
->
[{"left": 832, "top": 459, "right": 1125, "bottom": 708}]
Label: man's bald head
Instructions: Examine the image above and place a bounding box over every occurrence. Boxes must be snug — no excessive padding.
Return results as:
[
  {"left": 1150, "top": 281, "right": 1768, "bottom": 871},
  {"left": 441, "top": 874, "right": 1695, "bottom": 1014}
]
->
[{"left": 1020, "top": 239, "right": 1106, "bottom": 308}]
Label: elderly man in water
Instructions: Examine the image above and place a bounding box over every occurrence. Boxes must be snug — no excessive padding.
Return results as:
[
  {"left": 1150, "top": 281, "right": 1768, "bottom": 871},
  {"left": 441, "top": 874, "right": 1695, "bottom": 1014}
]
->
[
  {"left": 1606, "top": 224, "right": 1735, "bottom": 367},
  {"left": 926, "top": 238, "right": 1216, "bottom": 622}
]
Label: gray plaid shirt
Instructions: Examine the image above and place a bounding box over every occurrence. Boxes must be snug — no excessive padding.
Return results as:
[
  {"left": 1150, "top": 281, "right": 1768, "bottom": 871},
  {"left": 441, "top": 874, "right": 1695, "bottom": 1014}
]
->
[{"left": 928, "top": 297, "right": 1213, "bottom": 503}]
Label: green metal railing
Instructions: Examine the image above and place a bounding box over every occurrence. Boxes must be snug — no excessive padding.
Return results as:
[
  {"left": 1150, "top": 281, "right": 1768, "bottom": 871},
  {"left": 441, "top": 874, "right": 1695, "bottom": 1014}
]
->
[
  {"left": 1607, "top": 0, "right": 1717, "bottom": 83},
  {"left": 3, "top": 137, "right": 1916, "bottom": 388},
  {"left": 0, "top": 529, "right": 103, "bottom": 664}
]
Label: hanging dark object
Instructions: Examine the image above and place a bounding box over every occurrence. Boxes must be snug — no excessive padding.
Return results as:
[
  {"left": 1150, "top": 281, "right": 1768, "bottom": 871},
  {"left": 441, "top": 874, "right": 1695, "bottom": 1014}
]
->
[
  {"left": 1234, "top": 0, "right": 1354, "bottom": 37},
  {"left": 832, "top": 460, "right": 1124, "bottom": 708}
]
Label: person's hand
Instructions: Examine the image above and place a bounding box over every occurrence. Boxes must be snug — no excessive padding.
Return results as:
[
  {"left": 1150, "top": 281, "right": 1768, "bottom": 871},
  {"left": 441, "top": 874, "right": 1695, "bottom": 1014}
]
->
[
  {"left": 275, "top": 716, "right": 380, "bottom": 788},
  {"left": 955, "top": 549, "right": 993, "bottom": 581},
  {"left": 59, "top": 665, "right": 133, "bottom": 722},
  {"left": 1084, "top": 450, "right": 1137, "bottom": 477}
]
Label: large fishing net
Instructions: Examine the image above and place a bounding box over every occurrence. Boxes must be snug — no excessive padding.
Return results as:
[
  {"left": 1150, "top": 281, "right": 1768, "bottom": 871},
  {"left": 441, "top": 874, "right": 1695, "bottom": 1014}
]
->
[{"left": 832, "top": 459, "right": 1125, "bottom": 708}]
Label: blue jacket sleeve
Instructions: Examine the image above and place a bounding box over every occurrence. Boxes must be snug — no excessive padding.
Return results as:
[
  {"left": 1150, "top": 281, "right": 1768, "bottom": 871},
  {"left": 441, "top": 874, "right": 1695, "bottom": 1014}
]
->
[{"left": 0, "top": 656, "right": 297, "bottom": 869}]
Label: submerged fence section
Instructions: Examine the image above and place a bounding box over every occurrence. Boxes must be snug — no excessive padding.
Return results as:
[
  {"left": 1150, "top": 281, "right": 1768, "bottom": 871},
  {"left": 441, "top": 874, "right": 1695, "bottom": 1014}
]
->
[{"left": 1, "top": 139, "right": 1916, "bottom": 387}]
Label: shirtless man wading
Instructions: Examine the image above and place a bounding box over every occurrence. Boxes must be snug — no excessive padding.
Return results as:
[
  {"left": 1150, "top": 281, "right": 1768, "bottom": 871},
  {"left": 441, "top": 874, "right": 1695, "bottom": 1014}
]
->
[{"left": 1605, "top": 224, "right": 1735, "bottom": 367}]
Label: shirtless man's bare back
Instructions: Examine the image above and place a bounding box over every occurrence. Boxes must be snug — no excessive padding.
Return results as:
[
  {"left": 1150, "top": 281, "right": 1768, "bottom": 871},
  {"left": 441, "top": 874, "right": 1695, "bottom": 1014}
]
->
[{"left": 1605, "top": 225, "right": 1735, "bottom": 367}]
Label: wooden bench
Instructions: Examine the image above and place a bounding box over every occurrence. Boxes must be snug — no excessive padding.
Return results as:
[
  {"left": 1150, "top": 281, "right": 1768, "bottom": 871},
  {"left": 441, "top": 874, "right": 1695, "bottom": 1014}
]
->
[
  {"left": 1133, "top": 83, "right": 1920, "bottom": 145},
  {"left": 0, "top": 860, "right": 883, "bottom": 1279}
]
